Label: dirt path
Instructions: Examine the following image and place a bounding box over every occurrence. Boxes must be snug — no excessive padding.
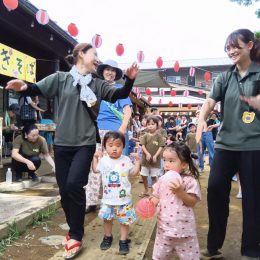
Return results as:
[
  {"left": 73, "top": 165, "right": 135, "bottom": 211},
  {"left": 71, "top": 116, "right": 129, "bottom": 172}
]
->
[{"left": 1, "top": 168, "right": 242, "bottom": 260}]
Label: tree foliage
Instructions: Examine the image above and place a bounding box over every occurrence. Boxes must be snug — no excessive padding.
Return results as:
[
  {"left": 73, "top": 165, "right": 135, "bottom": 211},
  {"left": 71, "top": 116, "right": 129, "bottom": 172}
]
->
[
  {"left": 230, "top": 0, "right": 260, "bottom": 17},
  {"left": 230, "top": 0, "right": 260, "bottom": 6}
]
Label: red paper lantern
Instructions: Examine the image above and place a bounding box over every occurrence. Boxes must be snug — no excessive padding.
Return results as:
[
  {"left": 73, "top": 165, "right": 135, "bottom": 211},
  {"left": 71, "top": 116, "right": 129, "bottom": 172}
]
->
[
  {"left": 170, "top": 90, "right": 176, "bottom": 97},
  {"left": 116, "top": 43, "right": 124, "bottom": 56},
  {"left": 145, "top": 88, "right": 151, "bottom": 95},
  {"left": 189, "top": 67, "right": 195, "bottom": 77},
  {"left": 35, "top": 9, "right": 49, "bottom": 25},
  {"left": 204, "top": 71, "right": 211, "bottom": 81},
  {"left": 3, "top": 0, "right": 18, "bottom": 10},
  {"left": 173, "top": 61, "right": 180, "bottom": 72},
  {"left": 156, "top": 57, "right": 163, "bottom": 68},
  {"left": 68, "top": 23, "right": 78, "bottom": 37},
  {"left": 183, "top": 90, "right": 189, "bottom": 97},
  {"left": 92, "top": 34, "right": 102, "bottom": 48},
  {"left": 168, "top": 101, "right": 173, "bottom": 107},
  {"left": 137, "top": 51, "right": 144, "bottom": 63},
  {"left": 198, "top": 90, "right": 204, "bottom": 95},
  {"left": 188, "top": 104, "right": 192, "bottom": 109},
  {"left": 148, "top": 96, "right": 152, "bottom": 102}
]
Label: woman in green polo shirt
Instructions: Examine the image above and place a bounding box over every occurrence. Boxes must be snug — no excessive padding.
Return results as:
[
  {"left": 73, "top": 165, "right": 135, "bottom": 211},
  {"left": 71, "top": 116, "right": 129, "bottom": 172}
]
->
[
  {"left": 6, "top": 43, "right": 139, "bottom": 259},
  {"left": 12, "top": 124, "right": 55, "bottom": 182},
  {"left": 197, "top": 29, "right": 260, "bottom": 259}
]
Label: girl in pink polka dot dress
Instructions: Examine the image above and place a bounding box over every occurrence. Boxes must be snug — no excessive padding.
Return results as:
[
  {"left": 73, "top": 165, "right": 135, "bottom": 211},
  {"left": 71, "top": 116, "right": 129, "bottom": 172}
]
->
[{"left": 150, "top": 142, "right": 201, "bottom": 260}]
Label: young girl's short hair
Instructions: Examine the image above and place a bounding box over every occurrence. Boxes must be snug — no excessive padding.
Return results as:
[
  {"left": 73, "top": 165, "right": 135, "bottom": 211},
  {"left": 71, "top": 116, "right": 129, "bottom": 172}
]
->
[
  {"left": 103, "top": 131, "right": 126, "bottom": 148},
  {"left": 164, "top": 141, "right": 199, "bottom": 179},
  {"left": 146, "top": 115, "right": 159, "bottom": 127}
]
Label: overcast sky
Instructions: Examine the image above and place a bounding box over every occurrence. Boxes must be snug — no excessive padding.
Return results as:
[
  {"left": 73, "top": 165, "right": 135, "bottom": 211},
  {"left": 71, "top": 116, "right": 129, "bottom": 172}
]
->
[{"left": 31, "top": 0, "right": 260, "bottom": 68}]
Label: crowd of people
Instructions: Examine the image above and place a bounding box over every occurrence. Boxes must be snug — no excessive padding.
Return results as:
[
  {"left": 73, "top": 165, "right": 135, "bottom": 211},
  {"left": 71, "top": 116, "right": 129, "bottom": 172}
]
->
[{"left": 3, "top": 28, "right": 260, "bottom": 260}]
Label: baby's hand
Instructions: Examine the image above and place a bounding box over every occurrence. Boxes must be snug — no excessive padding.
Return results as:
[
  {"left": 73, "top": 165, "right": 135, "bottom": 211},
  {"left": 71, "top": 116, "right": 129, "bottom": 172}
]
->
[
  {"left": 149, "top": 196, "right": 159, "bottom": 206},
  {"left": 146, "top": 153, "right": 152, "bottom": 162},
  {"left": 169, "top": 178, "right": 184, "bottom": 195},
  {"left": 94, "top": 150, "right": 102, "bottom": 158},
  {"left": 129, "top": 152, "right": 140, "bottom": 161}
]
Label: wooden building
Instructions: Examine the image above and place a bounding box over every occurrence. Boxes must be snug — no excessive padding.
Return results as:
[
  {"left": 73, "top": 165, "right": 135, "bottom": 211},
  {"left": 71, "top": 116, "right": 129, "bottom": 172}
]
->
[{"left": 0, "top": 0, "right": 77, "bottom": 116}]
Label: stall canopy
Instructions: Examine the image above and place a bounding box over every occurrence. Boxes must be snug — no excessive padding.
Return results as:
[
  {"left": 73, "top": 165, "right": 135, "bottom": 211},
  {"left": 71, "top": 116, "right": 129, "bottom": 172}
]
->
[
  {"left": 131, "top": 70, "right": 207, "bottom": 106},
  {"left": 134, "top": 70, "right": 171, "bottom": 89}
]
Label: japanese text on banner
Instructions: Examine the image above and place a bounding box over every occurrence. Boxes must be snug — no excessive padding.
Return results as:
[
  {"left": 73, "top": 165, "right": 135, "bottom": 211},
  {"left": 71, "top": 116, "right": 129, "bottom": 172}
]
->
[{"left": 0, "top": 43, "right": 36, "bottom": 83}]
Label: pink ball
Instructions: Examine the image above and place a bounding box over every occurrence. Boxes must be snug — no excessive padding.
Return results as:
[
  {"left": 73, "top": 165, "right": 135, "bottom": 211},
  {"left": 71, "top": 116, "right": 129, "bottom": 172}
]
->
[{"left": 135, "top": 198, "right": 156, "bottom": 219}]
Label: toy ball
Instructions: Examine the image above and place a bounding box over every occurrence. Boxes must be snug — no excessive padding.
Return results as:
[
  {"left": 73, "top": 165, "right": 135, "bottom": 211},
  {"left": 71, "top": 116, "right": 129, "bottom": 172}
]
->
[{"left": 135, "top": 198, "right": 156, "bottom": 219}]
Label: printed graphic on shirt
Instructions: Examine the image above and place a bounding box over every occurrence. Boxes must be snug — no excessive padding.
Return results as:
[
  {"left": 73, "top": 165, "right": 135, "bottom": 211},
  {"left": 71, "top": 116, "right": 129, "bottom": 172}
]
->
[
  {"left": 108, "top": 171, "right": 121, "bottom": 187},
  {"left": 97, "top": 155, "right": 133, "bottom": 205}
]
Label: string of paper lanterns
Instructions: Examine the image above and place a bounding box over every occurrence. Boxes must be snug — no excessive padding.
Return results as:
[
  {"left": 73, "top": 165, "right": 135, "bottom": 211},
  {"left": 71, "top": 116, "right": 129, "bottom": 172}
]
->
[{"left": 2, "top": 0, "right": 212, "bottom": 110}]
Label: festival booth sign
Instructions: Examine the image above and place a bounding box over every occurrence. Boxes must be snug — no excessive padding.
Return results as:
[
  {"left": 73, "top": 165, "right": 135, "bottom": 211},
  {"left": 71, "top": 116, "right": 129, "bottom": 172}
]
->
[{"left": 0, "top": 43, "right": 36, "bottom": 83}]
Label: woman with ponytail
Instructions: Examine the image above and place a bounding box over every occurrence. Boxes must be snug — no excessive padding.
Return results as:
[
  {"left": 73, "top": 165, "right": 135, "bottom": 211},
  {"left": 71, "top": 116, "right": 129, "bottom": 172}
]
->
[
  {"left": 6, "top": 43, "right": 139, "bottom": 259},
  {"left": 197, "top": 29, "right": 260, "bottom": 259}
]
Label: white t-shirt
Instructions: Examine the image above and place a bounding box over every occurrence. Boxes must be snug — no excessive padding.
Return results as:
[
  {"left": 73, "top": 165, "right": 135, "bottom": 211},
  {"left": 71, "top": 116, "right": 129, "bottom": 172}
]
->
[{"left": 97, "top": 155, "right": 134, "bottom": 206}]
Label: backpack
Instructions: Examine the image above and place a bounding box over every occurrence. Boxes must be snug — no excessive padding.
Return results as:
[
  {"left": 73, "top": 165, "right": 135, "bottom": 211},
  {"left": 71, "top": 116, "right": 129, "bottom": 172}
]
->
[{"left": 19, "top": 97, "right": 35, "bottom": 121}]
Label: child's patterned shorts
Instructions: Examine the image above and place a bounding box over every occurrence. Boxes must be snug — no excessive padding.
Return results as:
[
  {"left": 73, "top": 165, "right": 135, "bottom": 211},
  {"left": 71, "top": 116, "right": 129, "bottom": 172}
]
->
[{"left": 98, "top": 202, "right": 136, "bottom": 225}]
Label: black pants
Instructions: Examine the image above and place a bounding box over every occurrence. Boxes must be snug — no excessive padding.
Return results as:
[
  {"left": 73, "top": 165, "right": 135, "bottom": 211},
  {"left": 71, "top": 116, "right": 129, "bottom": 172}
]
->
[
  {"left": 207, "top": 149, "right": 260, "bottom": 257},
  {"left": 12, "top": 155, "right": 41, "bottom": 179},
  {"left": 54, "top": 145, "right": 96, "bottom": 241}
]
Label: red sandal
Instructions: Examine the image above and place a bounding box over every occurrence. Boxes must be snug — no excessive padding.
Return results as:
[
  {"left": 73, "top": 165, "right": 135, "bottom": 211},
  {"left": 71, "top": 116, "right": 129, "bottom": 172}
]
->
[
  {"left": 62, "top": 233, "right": 70, "bottom": 246},
  {"left": 64, "top": 240, "right": 83, "bottom": 259}
]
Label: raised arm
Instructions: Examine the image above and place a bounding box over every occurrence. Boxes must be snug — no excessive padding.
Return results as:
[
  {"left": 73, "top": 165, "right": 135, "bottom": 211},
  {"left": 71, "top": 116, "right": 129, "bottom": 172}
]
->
[
  {"left": 119, "top": 105, "right": 132, "bottom": 135},
  {"left": 129, "top": 153, "right": 141, "bottom": 175},
  {"left": 110, "top": 63, "right": 139, "bottom": 102},
  {"left": 6, "top": 80, "right": 42, "bottom": 96}
]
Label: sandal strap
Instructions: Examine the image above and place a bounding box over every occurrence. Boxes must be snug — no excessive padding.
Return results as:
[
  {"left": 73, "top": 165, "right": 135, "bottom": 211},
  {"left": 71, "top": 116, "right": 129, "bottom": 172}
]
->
[
  {"left": 66, "top": 234, "right": 70, "bottom": 241},
  {"left": 65, "top": 242, "right": 82, "bottom": 251}
]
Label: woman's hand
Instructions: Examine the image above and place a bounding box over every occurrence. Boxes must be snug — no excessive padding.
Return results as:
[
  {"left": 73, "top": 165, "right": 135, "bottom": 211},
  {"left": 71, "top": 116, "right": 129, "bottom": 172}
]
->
[
  {"left": 240, "top": 95, "right": 260, "bottom": 111},
  {"left": 27, "top": 161, "right": 36, "bottom": 171},
  {"left": 6, "top": 79, "right": 28, "bottom": 92},
  {"left": 196, "top": 120, "right": 207, "bottom": 143},
  {"left": 125, "top": 62, "right": 139, "bottom": 80}
]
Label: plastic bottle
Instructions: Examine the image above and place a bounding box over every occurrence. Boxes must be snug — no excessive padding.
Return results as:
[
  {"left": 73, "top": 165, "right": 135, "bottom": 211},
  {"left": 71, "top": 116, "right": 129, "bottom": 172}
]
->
[{"left": 5, "top": 168, "right": 12, "bottom": 184}]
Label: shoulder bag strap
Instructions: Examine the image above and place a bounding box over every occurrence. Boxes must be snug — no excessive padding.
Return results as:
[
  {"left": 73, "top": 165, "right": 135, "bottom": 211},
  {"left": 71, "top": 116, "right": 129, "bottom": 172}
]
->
[
  {"left": 220, "top": 70, "right": 233, "bottom": 121},
  {"left": 76, "top": 84, "right": 101, "bottom": 143}
]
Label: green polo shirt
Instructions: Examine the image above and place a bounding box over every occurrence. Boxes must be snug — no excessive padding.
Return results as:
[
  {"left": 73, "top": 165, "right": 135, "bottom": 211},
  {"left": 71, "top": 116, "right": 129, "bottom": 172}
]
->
[
  {"left": 209, "top": 62, "right": 260, "bottom": 151},
  {"left": 13, "top": 135, "right": 48, "bottom": 156},
  {"left": 36, "top": 72, "right": 116, "bottom": 146}
]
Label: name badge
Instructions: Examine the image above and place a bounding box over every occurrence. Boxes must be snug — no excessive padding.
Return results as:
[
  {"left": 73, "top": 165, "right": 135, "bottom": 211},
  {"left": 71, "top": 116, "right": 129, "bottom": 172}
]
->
[{"left": 242, "top": 111, "right": 255, "bottom": 124}]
